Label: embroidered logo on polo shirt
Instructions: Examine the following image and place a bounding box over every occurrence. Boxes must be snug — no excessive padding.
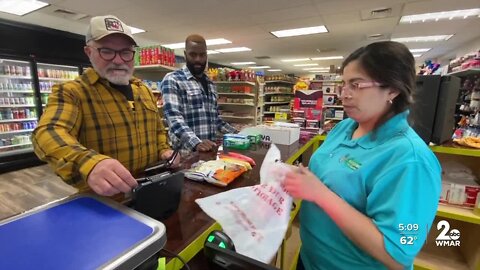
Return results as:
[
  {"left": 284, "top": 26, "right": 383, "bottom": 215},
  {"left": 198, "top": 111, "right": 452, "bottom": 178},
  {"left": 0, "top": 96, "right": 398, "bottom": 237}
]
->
[
  {"left": 339, "top": 154, "right": 362, "bottom": 170},
  {"left": 104, "top": 18, "right": 124, "bottom": 32}
]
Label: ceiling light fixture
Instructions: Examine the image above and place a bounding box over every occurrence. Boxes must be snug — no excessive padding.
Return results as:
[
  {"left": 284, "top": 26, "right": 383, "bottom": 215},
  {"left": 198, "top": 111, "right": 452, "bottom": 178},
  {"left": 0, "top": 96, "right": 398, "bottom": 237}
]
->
[
  {"left": 391, "top": 35, "right": 453, "bottom": 43},
  {"left": 216, "top": 47, "right": 252, "bottom": 53},
  {"left": 409, "top": 48, "right": 431, "bottom": 53},
  {"left": 231, "top": 62, "right": 256, "bottom": 65},
  {"left": 267, "top": 69, "right": 282, "bottom": 72},
  {"left": 163, "top": 38, "right": 232, "bottom": 49},
  {"left": 271, "top": 25, "right": 328, "bottom": 38},
  {"left": 281, "top": 58, "right": 311, "bottom": 62},
  {"left": 294, "top": 63, "right": 319, "bottom": 67},
  {"left": 129, "top": 26, "right": 146, "bottom": 34},
  {"left": 310, "top": 56, "right": 344, "bottom": 60},
  {"left": 0, "top": 0, "right": 49, "bottom": 16},
  {"left": 309, "top": 70, "right": 330, "bottom": 73},
  {"left": 207, "top": 50, "right": 220, "bottom": 55},
  {"left": 412, "top": 54, "right": 422, "bottom": 58},
  {"left": 400, "top": 8, "right": 480, "bottom": 24},
  {"left": 249, "top": 66, "right": 271, "bottom": 69}
]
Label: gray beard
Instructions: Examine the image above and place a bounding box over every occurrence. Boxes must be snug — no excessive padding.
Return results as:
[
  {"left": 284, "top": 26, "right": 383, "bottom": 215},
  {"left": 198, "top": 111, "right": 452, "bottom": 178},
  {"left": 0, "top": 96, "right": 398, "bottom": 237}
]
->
[{"left": 91, "top": 62, "right": 132, "bottom": 85}]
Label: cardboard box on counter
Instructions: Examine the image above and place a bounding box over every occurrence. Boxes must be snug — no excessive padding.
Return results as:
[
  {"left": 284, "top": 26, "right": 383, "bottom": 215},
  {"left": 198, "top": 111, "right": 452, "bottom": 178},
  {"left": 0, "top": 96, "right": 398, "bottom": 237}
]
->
[{"left": 240, "top": 123, "right": 300, "bottom": 145}]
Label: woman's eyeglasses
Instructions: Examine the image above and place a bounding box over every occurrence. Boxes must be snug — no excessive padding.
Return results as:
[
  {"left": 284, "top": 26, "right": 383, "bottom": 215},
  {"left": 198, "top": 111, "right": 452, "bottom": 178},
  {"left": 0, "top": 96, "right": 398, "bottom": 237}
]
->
[
  {"left": 336, "top": 81, "right": 384, "bottom": 96},
  {"left": 89, "top": 46, "right": 135, "bottom": 62}
]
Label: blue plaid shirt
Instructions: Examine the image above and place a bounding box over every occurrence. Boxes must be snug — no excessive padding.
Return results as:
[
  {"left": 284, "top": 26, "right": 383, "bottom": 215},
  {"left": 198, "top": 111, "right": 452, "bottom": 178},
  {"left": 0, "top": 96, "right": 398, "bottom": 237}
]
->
[{"left": 161, "top": 66, "right": 237, "bottom": 151}]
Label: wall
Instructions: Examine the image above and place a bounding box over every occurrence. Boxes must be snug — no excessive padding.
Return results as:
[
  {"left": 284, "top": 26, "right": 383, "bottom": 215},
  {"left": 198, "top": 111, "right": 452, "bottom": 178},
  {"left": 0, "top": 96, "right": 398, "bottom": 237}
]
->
[{"left": 0, "top": 18, "right": 89, "bottom": 65}]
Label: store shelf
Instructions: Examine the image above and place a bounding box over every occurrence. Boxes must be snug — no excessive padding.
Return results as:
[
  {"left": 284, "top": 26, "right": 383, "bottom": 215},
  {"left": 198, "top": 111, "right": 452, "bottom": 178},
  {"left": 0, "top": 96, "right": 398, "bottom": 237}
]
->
[
  {"left": 134, "top": 64, "right": 176, "bottom": 72},
  {"left": 310, "top": 80, "right": 341, "bottom": 83},
  {"left": 430, "top": 144, "right": 480, "bottom": 157},
  {"left": 265, "top": 80, "right": 295, "bottom": 84},
  {"left": 38, "top": 77, "right": 71, "bottom": 82},
  {"left": 220, "top": 115, "right": 254, "bottom": 120},
  {"left": 263, "top": 112, "right": 277, "bottom": 114},
  {"left": 447, "top": 68, "right": 480, "bottom": 77},
  {"left": 0, "top": 104, "right": 35, "bottom": 108},
  {"left": 264, "top": 92, "right": 294, "bottom": 96},
  {"left": 218, "top": 92, "right": 256, "bottom": 97},
  {"left": 436, "top": 204, "right": 480, "bottom": 225},
  {"left": 264, "top": 101, "right": 290, "bottom": 105},
  {"left": 0, "top": 147, "right": 33, "bottom": 158},
  {"left": 414, "top": 248, "right": 470, "bottom": 270},
  {"left": 0, "top": 118, "right": 37, "bottom": 123},
  {"left": 0, "top": 75, "right": 32, "bottom": 80},
  {"left": 324, "top": 117, "right": 343, "bottom": 120},
  {"left": 0, "top": 129, "right": 34, "bottom": 136},
  {"left": 214, "top": 81, "right": 256, "bottom": 86},
  {"left": 0, "top": 142, "right": 32, "bottom": 150},
  {"left": 0, "top": 90, "right": 34, "bottom": 93},
  {"left": 218, "top": 103, "right": 255, "bottom": 106},
  {"left": 323, "top": 105, "right": 343, "bottom": 108}
]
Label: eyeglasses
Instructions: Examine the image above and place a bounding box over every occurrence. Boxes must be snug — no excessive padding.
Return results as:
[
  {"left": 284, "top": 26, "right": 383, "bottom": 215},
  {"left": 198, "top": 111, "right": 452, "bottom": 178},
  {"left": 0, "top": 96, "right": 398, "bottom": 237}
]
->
[
  {"left": 336, "top": 81, "right": 384, "bottom": 96},
  {"left": 89, "top": 46, "right": 136, "bottom": 62}
]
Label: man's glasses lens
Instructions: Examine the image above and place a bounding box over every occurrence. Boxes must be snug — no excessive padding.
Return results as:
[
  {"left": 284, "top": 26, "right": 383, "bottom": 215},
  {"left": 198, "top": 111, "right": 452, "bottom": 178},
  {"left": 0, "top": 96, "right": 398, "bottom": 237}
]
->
[{"left": 98, "top": 48, "right": 135, "bottom": 62}]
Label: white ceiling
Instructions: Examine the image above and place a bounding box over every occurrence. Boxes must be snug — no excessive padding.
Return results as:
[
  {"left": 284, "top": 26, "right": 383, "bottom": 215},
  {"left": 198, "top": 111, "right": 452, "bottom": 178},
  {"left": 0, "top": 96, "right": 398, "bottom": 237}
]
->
[{"left": 1, "top": 0, "right": 479, "bottom": 75}]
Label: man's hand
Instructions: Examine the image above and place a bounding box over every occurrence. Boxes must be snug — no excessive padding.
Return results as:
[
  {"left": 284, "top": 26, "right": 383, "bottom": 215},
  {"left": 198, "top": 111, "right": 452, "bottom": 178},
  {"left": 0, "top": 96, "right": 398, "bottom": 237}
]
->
[
  {"left": 87, "top": 159, "right": 137, "bottom": 196},
  {"left": 195, "top": 139, "right": 217, "bottom": 152},
  {"left": 161, "top": 149, "right": 181, "bottom": 167}
]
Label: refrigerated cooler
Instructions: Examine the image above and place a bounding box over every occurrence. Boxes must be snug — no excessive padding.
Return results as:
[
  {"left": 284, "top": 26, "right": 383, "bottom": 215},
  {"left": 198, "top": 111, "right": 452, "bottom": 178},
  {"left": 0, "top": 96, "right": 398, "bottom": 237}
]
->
[
  {"left": 0, "top": 58, "right": 37, "bottom": 158},
  {"left": 0, "top": 58, "right": 81, "bottom": 172}
]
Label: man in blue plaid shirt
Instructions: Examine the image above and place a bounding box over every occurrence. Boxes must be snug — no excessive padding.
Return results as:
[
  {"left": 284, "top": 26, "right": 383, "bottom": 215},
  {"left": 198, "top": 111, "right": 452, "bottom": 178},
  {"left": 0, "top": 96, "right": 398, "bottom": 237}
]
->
[{"left": 161, "top": 34, "right": 237, "bottom": 153}]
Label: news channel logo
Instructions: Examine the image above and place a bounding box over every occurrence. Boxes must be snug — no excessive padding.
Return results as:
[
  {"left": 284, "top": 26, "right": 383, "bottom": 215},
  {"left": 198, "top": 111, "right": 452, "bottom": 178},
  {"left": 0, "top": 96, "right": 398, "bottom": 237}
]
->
[{"left": 435, "top": 220, "right": 460, "bottom": 247}]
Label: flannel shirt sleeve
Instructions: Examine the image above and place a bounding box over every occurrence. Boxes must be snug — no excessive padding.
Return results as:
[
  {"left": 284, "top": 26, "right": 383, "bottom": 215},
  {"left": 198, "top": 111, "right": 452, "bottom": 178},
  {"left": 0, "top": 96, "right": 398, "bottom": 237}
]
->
[
  {"left": 32, "top": 82, "right": 110, "bottom": 185},
  {"left": 161, "top": 74, "right": 202, "bottom": 151}
]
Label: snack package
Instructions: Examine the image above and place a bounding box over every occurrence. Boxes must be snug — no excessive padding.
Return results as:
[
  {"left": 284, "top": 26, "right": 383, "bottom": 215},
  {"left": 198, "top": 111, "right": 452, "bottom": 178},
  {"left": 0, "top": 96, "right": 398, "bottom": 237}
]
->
[{"left": 185, "top": 159, "right": 249, "bottom": 186}]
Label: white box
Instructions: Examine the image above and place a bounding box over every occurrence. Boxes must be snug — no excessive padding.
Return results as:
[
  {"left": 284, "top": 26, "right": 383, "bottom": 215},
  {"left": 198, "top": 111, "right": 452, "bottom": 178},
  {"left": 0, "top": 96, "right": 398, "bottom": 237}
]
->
[
  {"left": 334, "top": 110, "right": 344, "bottom": 119},
  {"left": 240, "top": 124, "right": 300, "bottom": 145}
]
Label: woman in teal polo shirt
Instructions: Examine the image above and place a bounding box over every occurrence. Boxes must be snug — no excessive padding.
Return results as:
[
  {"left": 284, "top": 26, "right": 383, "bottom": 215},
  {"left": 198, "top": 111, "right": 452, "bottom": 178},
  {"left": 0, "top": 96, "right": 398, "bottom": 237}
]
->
[{"left": 284, "top": 41, "right": 441, "bottom": 270}]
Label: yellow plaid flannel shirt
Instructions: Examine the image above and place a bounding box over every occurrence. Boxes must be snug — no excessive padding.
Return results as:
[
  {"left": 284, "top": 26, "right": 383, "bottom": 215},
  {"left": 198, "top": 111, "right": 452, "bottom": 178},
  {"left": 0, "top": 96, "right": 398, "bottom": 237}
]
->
[{"left": 33, "top": 68, "right": 171, "bottom": 191}]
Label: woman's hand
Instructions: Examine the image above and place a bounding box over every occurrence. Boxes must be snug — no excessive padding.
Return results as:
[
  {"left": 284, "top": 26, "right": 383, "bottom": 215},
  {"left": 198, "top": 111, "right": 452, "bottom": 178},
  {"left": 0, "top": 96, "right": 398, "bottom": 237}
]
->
[{"left": 283, "top": 164, "right": 328, "bottom": 203}]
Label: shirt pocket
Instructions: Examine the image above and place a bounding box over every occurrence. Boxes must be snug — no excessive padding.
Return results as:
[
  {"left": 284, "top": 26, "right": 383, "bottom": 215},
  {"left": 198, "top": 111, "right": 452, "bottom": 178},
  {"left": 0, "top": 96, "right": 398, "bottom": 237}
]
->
[{"left": 186, "top": 90, "right": 204, "bottom": 109}]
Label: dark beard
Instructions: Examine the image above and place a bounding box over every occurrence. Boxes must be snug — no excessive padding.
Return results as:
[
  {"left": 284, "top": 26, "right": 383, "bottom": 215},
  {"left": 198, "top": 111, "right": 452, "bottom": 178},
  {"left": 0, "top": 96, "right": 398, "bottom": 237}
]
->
[{"left": 187, "top": 62, "right": 206, "bottom": 76}]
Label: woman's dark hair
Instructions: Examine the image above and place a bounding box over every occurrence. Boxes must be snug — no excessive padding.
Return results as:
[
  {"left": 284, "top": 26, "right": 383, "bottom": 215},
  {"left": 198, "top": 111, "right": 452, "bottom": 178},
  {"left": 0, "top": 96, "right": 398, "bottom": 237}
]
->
[{"left": 341, "top": 41, "right": 415, "bottom": 121}]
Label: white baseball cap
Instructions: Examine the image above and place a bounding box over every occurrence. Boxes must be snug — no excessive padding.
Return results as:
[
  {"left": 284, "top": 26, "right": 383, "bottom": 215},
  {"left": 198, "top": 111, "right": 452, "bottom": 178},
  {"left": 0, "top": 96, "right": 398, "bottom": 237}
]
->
[{"left": 85, "top": 15, "right": 137, "bottom": 45}]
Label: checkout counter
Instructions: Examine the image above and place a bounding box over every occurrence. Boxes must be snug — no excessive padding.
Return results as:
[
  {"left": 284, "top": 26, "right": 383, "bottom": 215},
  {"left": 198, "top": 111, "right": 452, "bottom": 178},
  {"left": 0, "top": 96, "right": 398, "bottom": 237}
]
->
[
  {"left": 0, "top": 136, "right": 325, "bottom": 270},
  {"left": 163, "top": 137, "right": 323, "bottom": 270}
]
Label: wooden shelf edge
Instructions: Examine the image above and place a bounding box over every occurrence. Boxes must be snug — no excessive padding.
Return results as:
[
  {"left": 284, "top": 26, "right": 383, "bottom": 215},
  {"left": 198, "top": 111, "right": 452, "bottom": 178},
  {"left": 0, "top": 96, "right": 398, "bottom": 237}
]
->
[
  {"left": 429, "top": 145, "right": 480, "bottom": 157},
  {"left": 436, "top": 204, "right": 480, "bottom": 225}
]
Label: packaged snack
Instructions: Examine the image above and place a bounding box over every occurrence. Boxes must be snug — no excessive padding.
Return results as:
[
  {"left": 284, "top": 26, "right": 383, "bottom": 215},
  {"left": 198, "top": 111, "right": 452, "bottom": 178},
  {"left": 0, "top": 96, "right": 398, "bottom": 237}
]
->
[
  {"left": 185, "top": 159, "right": 248, "bottom": 187},
  {"left": 223, "top": 134, "right": 251, "bottom": 150}
]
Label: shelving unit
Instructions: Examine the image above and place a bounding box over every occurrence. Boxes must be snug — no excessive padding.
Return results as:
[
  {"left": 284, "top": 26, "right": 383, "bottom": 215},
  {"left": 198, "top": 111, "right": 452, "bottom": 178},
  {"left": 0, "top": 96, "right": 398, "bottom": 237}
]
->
[
  {"left": 0, "top": 59, "right": 37, "bottom": 155},
  {"left": 447, "top": 68, "right": 480, "bottom": 77},
  {"left": 263, "top": 80, "right": 295, "bottom": 122},
  {"left": 418, "top": 145, "right": 479, "bottom": 270},
  {"left": 309, "top": 79, "right": 343, "bottom": 130},
  {"left": 216, "top": 81, "right": 262, "bottom": 126}
]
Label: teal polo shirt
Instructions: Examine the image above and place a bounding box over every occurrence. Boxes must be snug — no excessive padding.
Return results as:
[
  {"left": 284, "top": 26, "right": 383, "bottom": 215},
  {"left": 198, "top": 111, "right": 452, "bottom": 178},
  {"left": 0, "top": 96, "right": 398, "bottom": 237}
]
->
[{"left": 300, "top": 110, "right": 441, "bottom": 270}]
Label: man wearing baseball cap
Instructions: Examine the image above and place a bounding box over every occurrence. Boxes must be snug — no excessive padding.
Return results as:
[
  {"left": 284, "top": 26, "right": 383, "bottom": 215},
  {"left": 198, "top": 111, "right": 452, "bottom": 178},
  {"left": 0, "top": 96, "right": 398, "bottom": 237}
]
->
[{"left": 33, "top": 15, "right": 176, "bottom": 203}]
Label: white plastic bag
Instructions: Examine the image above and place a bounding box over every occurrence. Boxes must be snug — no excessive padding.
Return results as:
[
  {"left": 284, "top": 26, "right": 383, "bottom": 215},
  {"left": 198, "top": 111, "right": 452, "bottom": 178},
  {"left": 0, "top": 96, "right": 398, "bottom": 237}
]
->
[{"left": 195, "top": 144, "right": 293, "bottom": 263}]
